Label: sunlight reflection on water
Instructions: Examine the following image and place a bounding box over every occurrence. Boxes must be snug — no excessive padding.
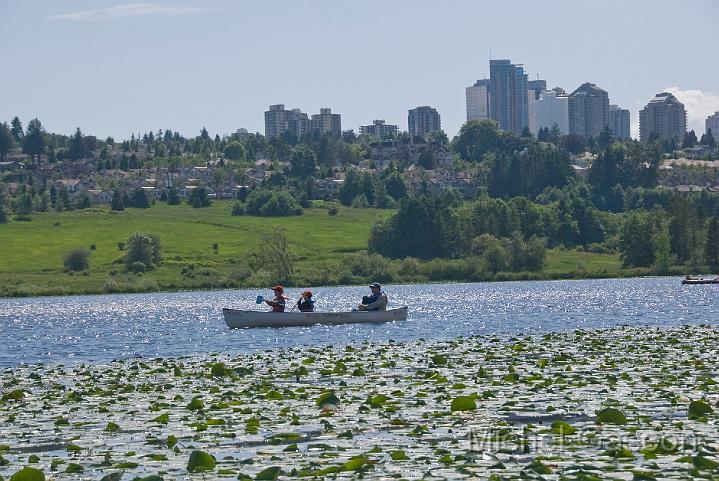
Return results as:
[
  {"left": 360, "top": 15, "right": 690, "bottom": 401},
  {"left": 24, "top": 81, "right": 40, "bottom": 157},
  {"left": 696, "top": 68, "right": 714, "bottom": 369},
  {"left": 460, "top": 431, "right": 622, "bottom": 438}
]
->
[{"left": 1, "top": 277, "right": 718, "bottom": 367}]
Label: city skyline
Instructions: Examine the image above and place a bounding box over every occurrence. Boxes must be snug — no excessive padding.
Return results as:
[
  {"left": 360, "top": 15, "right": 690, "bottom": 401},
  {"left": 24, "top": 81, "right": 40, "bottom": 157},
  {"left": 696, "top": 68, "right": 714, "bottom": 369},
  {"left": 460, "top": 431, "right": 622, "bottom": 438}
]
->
[{"left": 1, "top": 0, "right": 718, "bottom": 140}]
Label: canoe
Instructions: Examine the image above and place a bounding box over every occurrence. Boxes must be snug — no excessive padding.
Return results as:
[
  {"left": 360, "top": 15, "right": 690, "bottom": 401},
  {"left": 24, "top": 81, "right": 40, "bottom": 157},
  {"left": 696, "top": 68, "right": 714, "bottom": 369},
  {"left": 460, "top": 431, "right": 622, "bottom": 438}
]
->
[
  {"left": 223, "top": 306, "right": 408, "bottom": 329},
  {"left": 682, "top": 278, "right": 719, "bottom": 285}
]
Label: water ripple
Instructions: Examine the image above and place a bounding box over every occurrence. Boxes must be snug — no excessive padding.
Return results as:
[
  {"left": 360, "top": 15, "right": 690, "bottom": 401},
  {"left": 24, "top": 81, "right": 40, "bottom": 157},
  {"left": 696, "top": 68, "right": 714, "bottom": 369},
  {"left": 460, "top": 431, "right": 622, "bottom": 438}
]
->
[{"left": 1, "top": 277, "right": 718, "bottom": 367}]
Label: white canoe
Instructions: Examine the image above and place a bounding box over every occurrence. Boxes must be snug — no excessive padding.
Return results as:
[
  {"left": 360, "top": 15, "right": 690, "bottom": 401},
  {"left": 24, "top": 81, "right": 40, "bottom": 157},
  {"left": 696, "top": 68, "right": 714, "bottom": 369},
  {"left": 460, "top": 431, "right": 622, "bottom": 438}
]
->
[{"left": 223, "top": 307, "right": 408, "bottom": 329}]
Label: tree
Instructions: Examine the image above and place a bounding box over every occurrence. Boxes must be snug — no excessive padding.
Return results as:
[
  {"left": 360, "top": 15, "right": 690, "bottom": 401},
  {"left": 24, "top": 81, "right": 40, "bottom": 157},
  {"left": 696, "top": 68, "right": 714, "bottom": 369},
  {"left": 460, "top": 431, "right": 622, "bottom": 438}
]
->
[
  {"left": 453, "top": 120, "right": 502, "bottom": 162},
  {"left": 596, "top": 125, "right": 614, "bottom": 150},
  {"left": 211, "top": 169, "right": 226, "bottom": 199},
  {"left": 0, "top": 184, "right": 10, "bottom": 223},
  {"left": 166, "top": 187, "right": 180, "bottom": 205},
  {"left": 188, "top": 186, "right": 211, "bottom": 208},
  {"left": 68, "top": 127, "right": 86, "bottom": 160},
  {"left": 223, "top": 141, "right": 245, "bottom": 161},
  {"left": 426, "top": 129, "right": 449, "bottom": 145},
  {"left": 652, "top": 221, "right": 672, "bottom": 274},
  {"left": 64, "top": 247, "right": 90, "bottom": 272},
  {"left": 125, "top": 232, "right": 161, "bottom": 272},
  {"left": 417, "top": 147, "right": 437, "bottom": 169},
  {"left": 705, "top": 217, "right": 719, "bottom": 269},
  {"left": 111, "top": 191, "right": 124, "bottom": 211},
  {"left": 22, "top": 118, "right": 46, "bottom": 163},
  {"left": 14, "top": 191, "right": 33, "bottom": 219},
  {"left": 0, "top": 122, "right": 14, "bottom": 160},
  {"left": 289, "top": 145, "right": 317, "bottom": 179},
  {"left": 130, "top": 188, "right": 150, "bottom": 208},
  {"left": 384, "top": 172, "right": 407, "bottom": 201},
  {"left": 257, "top": 226, "right": 294, "bottom": 282},
  {"left": 10, "top": 117, "right": 23, "bottom": 143},
  {"left": 682, "top": 130, "right": 698, "bottom": 149},
  {"left": 619, "top": 211, "right": 655, "bottom": 267},
  {"left": 700, "top": 129, "right": 716, "bottom": 147}
]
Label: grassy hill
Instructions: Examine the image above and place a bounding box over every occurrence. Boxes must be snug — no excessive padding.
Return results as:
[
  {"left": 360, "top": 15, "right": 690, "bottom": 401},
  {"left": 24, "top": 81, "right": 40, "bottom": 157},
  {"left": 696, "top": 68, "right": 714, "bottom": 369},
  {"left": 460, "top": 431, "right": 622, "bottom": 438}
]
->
[{"left": 0, "top": 200, "right": 626, "bottom": 297}]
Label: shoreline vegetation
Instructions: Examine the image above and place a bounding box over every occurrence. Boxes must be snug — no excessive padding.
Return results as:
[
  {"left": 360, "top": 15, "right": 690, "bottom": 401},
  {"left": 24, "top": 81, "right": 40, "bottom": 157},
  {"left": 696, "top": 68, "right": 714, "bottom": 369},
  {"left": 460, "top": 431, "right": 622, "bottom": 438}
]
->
[
  {"left": 1, "top": 325, "right": 717, "bottom": 480},
  {"left": 0, "top": 201, "right": 703, "bottom": 298}
]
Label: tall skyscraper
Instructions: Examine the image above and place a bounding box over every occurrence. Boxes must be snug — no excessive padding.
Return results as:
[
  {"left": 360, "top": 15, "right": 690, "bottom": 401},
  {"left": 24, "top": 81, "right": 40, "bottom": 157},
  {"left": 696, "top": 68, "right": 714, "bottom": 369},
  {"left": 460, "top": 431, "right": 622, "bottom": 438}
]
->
[
  {"left": 609, "top": 105, "right": 631, "bottom": 140},
  {"left": 359, "top": 120, "right": 399, "bottom": 138},
  {"left": 466, "top": 79, "right": 490, "bottom": 122},
  {"left": 489, "top": 59, "right": 528, "bottom": 135},
  {"left": 706, "top": 112, "right": 719, "bottom": 137},
  {"left": 529, "top": 88, "right": 569, "bottom": 134},
  {"left": 639, "top": 92, "right": 687, "bottom": 143},
  {"left": 408, "top": 106, "right": 441, "bottom": 136},
  {"left": 264, "top": 104, "right": 310, "bottom": 138},
  {"left": 527, "top": 79, "right": 547, "bottom": 134},
  {"left": 568, "top": 82, "right": 610, "bottom": 139},
  {"left": 311, "top": 108, "right": 342, "bottom": 137}
]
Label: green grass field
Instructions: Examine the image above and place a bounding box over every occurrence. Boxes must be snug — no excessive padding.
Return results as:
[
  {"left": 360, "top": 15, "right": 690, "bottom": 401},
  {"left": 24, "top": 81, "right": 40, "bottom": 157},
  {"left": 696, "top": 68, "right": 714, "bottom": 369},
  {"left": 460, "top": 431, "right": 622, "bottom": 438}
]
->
[{"left": 0, "top": 201, "right": 626, "bottom": 296}]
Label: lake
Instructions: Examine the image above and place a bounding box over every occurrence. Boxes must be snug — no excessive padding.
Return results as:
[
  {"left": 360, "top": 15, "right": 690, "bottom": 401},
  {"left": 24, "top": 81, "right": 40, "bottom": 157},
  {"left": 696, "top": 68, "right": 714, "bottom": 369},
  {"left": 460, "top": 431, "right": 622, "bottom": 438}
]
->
[{"left": 1, "top": 277, "right": 718, "bottom": 367}]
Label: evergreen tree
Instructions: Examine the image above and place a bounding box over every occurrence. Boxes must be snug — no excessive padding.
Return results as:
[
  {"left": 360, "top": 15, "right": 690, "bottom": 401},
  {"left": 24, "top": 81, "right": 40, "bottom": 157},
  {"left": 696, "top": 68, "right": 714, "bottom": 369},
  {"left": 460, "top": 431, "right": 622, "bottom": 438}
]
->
[
  {"left": 700, "top": 129, "right": 716, "bottom": 147},
  {"left": 596, "top": 125, "right": 614, "bottom": 150},
  {"left": 289, "top": 145, "right": 317, "bottom": 179},
  {"left": 10, "top": 116, "right": 23, "bottom": 142},
  {"left": 111, "top": 191, "right": 124, "bottom": 211},
  {"left": 68, "top": 127, "right": 86, "bottom": 160},
  {"left": 188, "top": 186, "right": 211, "bottom": 208},
  {"left": 22, "top": 118, "right": 46, "bottom": 163},
  {"left": 0, "top": 184, "right": 10, "bottom": 223},
  {"left": 682, "top": 130, "right": 698, "bottom": 149},
  {"left": 705, "top": 217, "right": 719, "bottom": 269},
  {"left": 166, "top": 187, "right": 180, "bottom": 205},
  {"left": 0, "top": 122, "right": 14, "bottom": 160},
  {"left": 130, "top": 188, "right": 150, "bottom": 208}
]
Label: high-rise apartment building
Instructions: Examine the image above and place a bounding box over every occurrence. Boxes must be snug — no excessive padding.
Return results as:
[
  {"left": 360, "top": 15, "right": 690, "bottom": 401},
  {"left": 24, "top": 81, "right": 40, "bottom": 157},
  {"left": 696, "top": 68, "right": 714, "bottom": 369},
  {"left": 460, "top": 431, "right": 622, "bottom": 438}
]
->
[
  {"left": 264, "top": 104, "right": 310, "bottom": 139},
  {"left": 639, "top": 92, "right": 687, "bottom": 143},
  {"left": 706, "top": 112, "right": 719, "bottom": 137},
  {"left": 489, "top": 59, "right": 528, "bottom": 135},
  {"left": 609, "top": 105, "right": 631, "bottom": 140},
  {"left": 408, "top": 106, "right": 441, "bottom": 136},
  {"left": 466, "top": 79, "right": 491, "bottom": 122},
  {"left": 311, "top": 108, "right": 342, "bottom": 137},
  {"left": 568, "top": 83, "right": 610, "bottom": 139},
  {"left": 527, "top": 79, "right": 547, "bottom": 134},
  {"left": 529, "top": 88, "right": 569, "bottom": 134},
  {"left": 359, "top": 120, "right": 399, "bottom": 138}
]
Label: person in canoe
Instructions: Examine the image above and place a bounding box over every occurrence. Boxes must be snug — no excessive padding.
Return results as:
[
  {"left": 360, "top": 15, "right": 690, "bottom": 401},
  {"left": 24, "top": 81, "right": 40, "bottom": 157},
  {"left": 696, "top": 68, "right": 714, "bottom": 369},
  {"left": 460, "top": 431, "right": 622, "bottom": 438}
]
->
[
  {"left": 296, "top": 290, "right": 315, "bottom": 312},
  {"left": 357, "top": 282, "right": 388, "bottom": 311},
  {"left": 265, "top": 285, "right": 289, "bottom": 312}
]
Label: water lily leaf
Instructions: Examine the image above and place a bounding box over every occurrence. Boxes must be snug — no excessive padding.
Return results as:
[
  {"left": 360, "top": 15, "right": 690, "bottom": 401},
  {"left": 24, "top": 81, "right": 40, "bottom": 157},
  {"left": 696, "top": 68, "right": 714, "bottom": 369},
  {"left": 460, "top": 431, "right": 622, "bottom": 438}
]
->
[
  {"left": 27, "top": 456, "right": 39, "bottom": 464},
  {"left": 265, "top": 390, "right": 283, "bottom": 400},
  {"left": 166, "top": 435, "right": 177, "bottom": 448},
  {"left": 603, "top": 446, "right": 635, "bottom": 458},
  {"left": 9, "top": 467, "right": 45, "bottom": 481},
  {"left": 187, "top": 450, "right": 216, "bottom": 473},
  {"left": 186, "top": 398, "right": 204, "bottom": 410},
  {"left": 524, "top": 459, "right": 551, "bottom": 474},
  {"left": 65, "top": 463, "right": 83, "bottom": 473},
  {"left": 316, "top": 391, "right": 340, "bottom": 408},
  {"left": 99, "top": 472, "right": 123, "bottom": 481},
  {"left": 391, "top": 450, "right": 409, "bottom": 460},
  {"left": 431, "top": 354, "right": 448, "bottom": 366},
  {"left": 450, "top": 396, "right": 476, "bottom": 412},
  {"left": 1, "top": 390, "right": 25, "bottom": 402},
  {"left": 366, "top": 394, "right": 389, "bottom": 408},
  {"left": 688, "top": 400, "right": 714, "bottom": 419},
  {"left": 550, "top": 420, "right": 576, "bottom": 435},
  {"left": 596, "top": 407, "right": 628, "bottom": 425},
  {"left": 692, "top": 454, "right": 719, "bottom": 471},
  {"left": 104, "top": 422, "right": 121, "bottom": 433},
  {"left": 153, "top": 413, "right": 169, "bottom": 424},
  {"left": 255, "top": 466, "right": 281, "bottom": 480},
  {"left": 340, "top": 456, "right": 371, "bottom": 472},
  {"left": 132, "top": 476, "right": 164, "bottom": 481},
  {"left": 632, "top": 470, "right": 656, "bottom": 480},
  {"left": 210, "top": 362, "right": 230, "bottom": 377}
]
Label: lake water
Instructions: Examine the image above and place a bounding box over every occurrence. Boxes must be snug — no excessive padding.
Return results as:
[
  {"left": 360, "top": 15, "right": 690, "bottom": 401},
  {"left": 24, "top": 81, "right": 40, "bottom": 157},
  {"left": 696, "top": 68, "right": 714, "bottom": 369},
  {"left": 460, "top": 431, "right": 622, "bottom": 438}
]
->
[{"left": 1, "top": 277, "right": 718, "bottom": 368}]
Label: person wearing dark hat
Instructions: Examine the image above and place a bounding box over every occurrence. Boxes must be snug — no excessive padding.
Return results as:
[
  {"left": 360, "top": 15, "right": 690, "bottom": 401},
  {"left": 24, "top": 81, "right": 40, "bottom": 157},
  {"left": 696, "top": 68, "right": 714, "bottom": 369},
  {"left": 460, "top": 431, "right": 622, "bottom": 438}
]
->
[
  {"left": 296, "top": 290, "right": 315, "bottom": 312},
  {"left": 357, "top": 282, "right": 388, "bottom": 311},
  {"left": 265, "top": 285, "right": 289, "bottom": 312}
]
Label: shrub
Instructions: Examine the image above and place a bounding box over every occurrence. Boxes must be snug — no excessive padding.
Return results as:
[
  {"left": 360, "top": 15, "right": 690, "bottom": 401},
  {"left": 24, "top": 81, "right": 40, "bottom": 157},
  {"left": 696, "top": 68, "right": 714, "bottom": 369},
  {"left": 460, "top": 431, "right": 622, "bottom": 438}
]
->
[
  {"left": 64, "top": 247, "right": 90, "bottom": 272},
  {"left": 125, "top": 232, "right": 161, "bottom": 272},
  {"left": 231, "top": 201, "right": 245, "bottom": 216},
  {"left": 328, "top": 206, "right": 338, "bottom": 216},
  {"left": 245, "top": 189, "right": 302, "bottom": 217},
  {"left": 342, "top": 252, "right": 396, "bottom": 283},
  {"left": 351, "top": 194, "right": 369, "bottom": 208}
]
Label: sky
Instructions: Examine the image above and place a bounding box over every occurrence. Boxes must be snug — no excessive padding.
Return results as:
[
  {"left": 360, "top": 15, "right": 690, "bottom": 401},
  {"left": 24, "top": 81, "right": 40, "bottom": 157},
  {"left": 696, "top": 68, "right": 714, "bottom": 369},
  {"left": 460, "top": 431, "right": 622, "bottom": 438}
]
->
[{"left": 1, "top": 0, "right": 718, "bottom": 141}]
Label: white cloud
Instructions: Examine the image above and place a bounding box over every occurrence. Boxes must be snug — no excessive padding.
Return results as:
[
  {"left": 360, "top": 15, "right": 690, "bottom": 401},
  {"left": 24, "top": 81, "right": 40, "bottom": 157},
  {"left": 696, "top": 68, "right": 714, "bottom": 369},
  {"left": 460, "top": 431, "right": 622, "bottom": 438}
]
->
[
  {"left": 663, "top": 87, "right": 719, "bottom": 135},
  {"left": 49, "top": 3, "right": 210, "bottom": 22}
]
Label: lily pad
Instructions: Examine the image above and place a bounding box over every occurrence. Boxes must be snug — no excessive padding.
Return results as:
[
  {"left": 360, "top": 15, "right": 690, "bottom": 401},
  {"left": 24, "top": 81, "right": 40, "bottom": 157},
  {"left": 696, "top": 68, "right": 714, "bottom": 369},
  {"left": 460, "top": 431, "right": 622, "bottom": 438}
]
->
[
  {"left": 450, "top": 395, "right": 477, "bottom": 412},
  {"left": 596, "top": 407, "right": 628, "bottom": 425},
  {"left": 9, "top": 467, "right": 45, "bottom": 481},
  {"left": 187, "top": 450, "right": 215, "bottom": 473}
]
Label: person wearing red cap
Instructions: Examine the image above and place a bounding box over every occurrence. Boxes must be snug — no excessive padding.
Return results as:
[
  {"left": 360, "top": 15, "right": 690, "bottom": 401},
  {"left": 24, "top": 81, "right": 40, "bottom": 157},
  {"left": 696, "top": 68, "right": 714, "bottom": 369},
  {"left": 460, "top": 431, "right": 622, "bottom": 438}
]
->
[
  {"left": 296, "top": 290, "right": 315, "bottom": 312},
  {"left": 265, "top": 285, "right": 288, "bottom": 312}
]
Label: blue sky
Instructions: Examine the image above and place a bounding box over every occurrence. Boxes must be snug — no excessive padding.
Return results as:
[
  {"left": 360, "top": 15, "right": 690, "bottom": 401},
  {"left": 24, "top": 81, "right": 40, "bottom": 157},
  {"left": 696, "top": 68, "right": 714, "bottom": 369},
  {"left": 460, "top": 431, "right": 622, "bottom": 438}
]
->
[{"left": 1, "top": 0, "right": 717, "bottom": 140}]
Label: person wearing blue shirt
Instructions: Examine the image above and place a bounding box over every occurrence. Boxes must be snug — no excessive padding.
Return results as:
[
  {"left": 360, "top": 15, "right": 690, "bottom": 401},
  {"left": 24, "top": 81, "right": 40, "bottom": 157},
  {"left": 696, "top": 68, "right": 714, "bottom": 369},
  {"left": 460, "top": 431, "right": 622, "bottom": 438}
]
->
[
  {"left": 296, "top": 290, "right": 315, "bottom": 312},
  {"left": 358, "top": 282, "right": 388, "bottom": 311}
]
